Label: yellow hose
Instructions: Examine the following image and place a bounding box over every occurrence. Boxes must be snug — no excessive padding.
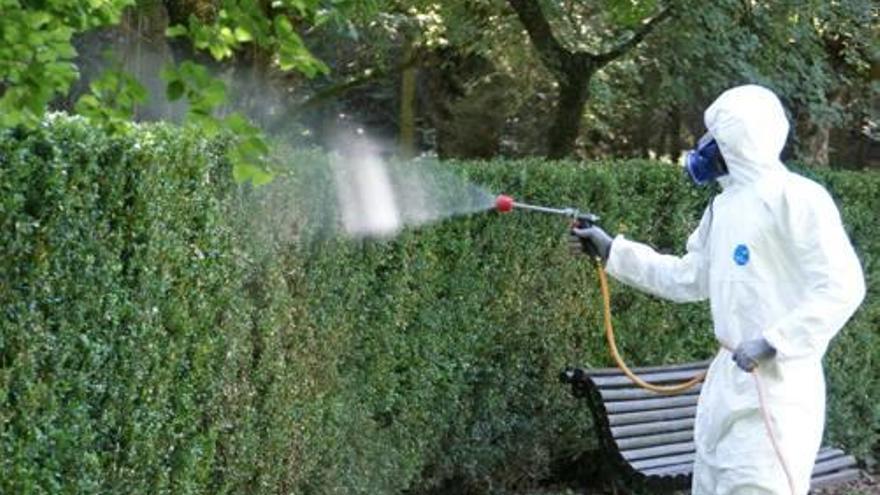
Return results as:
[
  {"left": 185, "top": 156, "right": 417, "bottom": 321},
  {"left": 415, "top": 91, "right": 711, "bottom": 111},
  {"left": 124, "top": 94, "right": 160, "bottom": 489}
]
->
[
  {"left": 594, "top": 261, "right": 797, "bottom": 495},
  {"left": 596, "top": 261, "right": 707, "bottom": 394}
]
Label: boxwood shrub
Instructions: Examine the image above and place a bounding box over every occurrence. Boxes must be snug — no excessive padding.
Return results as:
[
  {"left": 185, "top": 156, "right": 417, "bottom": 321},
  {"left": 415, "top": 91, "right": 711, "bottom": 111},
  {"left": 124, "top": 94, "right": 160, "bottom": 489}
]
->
[{"left": 1, "top": 116, "right": 876, "bottom": 494}]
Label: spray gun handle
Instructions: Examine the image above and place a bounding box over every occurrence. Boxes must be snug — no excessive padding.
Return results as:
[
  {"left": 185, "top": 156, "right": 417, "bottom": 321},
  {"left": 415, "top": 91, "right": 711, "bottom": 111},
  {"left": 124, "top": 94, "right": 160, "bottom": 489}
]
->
[
  {"left": 571, "top": 212, "right": 604, "bottom": 260},
  {"left": 573, "top": 212, "right": 600, "bottom": 229}
]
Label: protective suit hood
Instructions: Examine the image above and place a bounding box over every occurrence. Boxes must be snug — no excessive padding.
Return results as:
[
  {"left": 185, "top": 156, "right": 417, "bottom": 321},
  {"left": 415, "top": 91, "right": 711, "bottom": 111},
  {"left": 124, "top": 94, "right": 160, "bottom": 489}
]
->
[{"left": 704, "top": 85, "right": 789, "bottom": 188}]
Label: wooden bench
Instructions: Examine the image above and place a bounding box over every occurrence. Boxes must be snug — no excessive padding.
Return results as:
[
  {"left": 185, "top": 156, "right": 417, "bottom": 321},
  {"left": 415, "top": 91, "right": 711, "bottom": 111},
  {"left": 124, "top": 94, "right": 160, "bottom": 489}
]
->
[{"left": 561, "top": 360, "right": 862, "bottom": 493}]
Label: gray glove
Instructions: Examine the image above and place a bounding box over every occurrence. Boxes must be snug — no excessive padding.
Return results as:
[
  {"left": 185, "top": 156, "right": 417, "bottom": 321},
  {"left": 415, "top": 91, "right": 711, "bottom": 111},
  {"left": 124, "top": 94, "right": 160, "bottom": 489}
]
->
[
  {"left": 569, "top": 224, "right": 613, "bottom": 261},
  {"left": 732, "top": 338, "right": 777, "bottom": 372}
]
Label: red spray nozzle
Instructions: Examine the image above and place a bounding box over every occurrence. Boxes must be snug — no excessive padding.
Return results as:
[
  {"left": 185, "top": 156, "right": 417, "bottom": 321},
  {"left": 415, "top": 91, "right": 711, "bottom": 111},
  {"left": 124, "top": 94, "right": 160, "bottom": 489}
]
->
[{"left": 495, "top": 194, "right": 514, "bottom": 213}]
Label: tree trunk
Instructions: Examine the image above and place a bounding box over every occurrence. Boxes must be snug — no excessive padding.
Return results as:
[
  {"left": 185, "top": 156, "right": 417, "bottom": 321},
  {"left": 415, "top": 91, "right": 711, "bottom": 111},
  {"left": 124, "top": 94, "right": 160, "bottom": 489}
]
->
[
  {"left": 801, "top": 122, "right": 831, "bottom": 166},
  {"left": 506, "top": 0, "right": 671, "bottom": 159},
  {"left": 420, "top": 48, "right": 511, "bottom": 159},
  {"left": 667, "top": 106, "right": 682, "bottom": 158},
  {"left": 398, "top": 36, "right": 417, "bottom": 159},
  {"left": 795, "top": 90, "right": 843, "bottom": 167},
  {"left": 547, "top": 71, "right": 591, "bottom": 159}
]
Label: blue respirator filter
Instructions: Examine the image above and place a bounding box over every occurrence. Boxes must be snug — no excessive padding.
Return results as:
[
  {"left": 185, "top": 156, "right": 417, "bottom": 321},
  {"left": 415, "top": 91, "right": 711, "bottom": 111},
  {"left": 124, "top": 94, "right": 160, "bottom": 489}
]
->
[{"left": 683, "top": 133, "right": 728, "bottom": 186}]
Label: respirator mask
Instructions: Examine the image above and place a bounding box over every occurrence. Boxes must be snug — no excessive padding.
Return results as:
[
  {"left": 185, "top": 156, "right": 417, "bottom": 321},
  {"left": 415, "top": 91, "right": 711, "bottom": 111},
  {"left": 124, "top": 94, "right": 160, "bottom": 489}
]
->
[{"left": 682, "top": 132, "right": 728, "bottom": 186}]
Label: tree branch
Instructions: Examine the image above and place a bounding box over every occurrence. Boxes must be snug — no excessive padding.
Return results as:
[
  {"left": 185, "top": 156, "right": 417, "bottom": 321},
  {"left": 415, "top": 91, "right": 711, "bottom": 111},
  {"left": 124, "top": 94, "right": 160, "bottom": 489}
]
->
[
  {"left": 294, "top": 55, "right": 420, "bottom": 112},
  {"left": 594, "top": 6, "right": 673, "bottom": 69},
  {"left": 507, "top": 0, "right": 572, "bottom": 78}
]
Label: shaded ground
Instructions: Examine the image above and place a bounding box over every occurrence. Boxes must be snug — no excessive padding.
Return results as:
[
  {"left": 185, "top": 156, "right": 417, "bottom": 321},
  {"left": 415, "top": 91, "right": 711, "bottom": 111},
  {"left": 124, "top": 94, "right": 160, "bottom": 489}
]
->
[
  {"left": 813, "top": 471, "right": 879, "bottom": 495},
  {"left": 531, "top": 468, "right": 878, "bottom": 495}
]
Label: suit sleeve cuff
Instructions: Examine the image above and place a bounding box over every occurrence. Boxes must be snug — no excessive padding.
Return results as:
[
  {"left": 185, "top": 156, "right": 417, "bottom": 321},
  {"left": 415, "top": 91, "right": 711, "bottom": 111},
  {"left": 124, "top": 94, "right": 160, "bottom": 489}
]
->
[{"left": 605, "top": 234, "right": 629, "bottom": 277}]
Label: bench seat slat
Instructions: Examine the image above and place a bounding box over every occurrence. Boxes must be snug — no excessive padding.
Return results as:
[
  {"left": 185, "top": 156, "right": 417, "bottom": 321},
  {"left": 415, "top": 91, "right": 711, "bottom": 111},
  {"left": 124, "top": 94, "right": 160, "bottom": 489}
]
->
[
  {"left": 810, "top": 469, "right": 862, "bottom": 489},
  {"left": 813, "top": 455, "right": 858, "bottom": 477},
  {"left": 642, "top": 462, "right": 695, "bottom": 477},
  {"left": 816, "top": 447, "right": 845, "bottom": 462}
]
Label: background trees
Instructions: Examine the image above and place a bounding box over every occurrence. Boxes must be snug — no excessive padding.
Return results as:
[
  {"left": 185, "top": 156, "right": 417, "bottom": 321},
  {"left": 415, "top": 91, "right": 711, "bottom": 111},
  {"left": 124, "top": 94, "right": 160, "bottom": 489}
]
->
[{"left": 1, "top": 1, "right": 876, "bottom": 167}]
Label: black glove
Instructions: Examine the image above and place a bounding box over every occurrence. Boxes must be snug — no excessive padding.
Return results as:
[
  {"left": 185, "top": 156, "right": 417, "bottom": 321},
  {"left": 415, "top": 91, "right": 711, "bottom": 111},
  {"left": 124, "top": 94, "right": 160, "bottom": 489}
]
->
[
  {"left": 569, "top": 224, "right": 613, "bottom": 261},
  {"left": 732, "top": 338, "right": 777, "bottom": 372}
]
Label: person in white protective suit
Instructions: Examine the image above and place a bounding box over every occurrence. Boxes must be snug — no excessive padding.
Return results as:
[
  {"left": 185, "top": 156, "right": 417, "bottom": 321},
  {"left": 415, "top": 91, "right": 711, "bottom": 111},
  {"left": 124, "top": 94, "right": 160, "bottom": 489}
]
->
[{"left": 571, "top": 84, "right": 866, "bottom": 495}]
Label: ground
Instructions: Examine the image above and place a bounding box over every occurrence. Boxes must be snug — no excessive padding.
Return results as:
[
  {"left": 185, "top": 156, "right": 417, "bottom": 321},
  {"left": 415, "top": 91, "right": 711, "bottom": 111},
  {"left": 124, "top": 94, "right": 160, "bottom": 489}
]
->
[
  {"left": 532, "top": 468, "right": 879, "bottom": 495},
  {"left": 813, "top": 472, "right": 880, "bottom": 495}
]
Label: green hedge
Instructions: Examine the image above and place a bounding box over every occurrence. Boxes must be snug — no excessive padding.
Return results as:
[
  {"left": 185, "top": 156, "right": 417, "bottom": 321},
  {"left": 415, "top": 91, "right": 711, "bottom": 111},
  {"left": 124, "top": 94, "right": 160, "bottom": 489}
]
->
[{"left": 1, "top": 116, "right": 877, "bottom": 494}]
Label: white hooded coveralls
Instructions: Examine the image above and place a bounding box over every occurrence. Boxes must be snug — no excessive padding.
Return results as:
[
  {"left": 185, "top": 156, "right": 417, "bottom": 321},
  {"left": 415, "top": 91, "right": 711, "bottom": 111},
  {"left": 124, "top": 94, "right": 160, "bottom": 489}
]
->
[{"left": 605, "top": 85, "right": 865, "bottom": 495}]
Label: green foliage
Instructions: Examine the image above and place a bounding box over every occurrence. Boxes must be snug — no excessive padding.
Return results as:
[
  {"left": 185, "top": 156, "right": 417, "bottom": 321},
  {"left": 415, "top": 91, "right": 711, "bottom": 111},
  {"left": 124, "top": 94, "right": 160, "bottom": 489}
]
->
[
  {"left": 580, "top": 0, "right": 878, "bottom": 161},
  {"left": 158, "top": 1, "right": 342, "bottom": 184},
  {"left": 74, "top": 67, "right": 148, "bottom": 133},
  {"left": 0, "top": 0, "right": 135, "bottom": 127},
  {"left": 158, "top": 61, "right": 271, "bottom": 185},
  {"left": 791, "top": 165, "right": 880, "bottom": 458},
  {"left": 0, "top": 115, "right": 237, "bottom": 493},
  {"left": 411, "top": 0, "right": 874, "bottom": 161},
  {"left": 162, "top": 61, "right": 229, "bottom": 129},
  {"left": 602, "top": 0, "right": 659, "bottom": 27},
  {"left": 167, "top": 1, "right": 330, "bottom": 76},
  {"left": 1, "top": 0, "right": 355, "bottom": 185},
  {"left": 225, "top": 114, "right": 274, "bottom": 186},
  {"left": 1, "top": 117, "right": 877, "bottom": 494}
]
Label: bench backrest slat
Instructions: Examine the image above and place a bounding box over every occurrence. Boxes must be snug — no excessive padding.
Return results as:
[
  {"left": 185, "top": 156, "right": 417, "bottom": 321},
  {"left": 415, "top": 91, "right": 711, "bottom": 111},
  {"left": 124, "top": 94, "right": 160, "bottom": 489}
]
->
[
  {"left": 586, "top": 360, "right": 712, "bottom": 376},
  {"left": 600, "top": 385, "right": 701, "bottom": 401},
  {"left": 605, "top": 395, "right": 698, "bottom": 413},
  {"left": 590, "top": 369, "right": 707, "bottom": 388},
  {"left": 620, "top": 441, "right": 695, "bottom": 461},
  {"left": 616, "top": 430, "right": 695, "bottom": 451},
  {"left": 630, "top": 452, "right": 695, "bottom": 471},
  {"left": 607, "top": 406, "right": 697, "bottom": 426},
  {"left": 611, "top": 417, "right": 695, "bottom": 438}
]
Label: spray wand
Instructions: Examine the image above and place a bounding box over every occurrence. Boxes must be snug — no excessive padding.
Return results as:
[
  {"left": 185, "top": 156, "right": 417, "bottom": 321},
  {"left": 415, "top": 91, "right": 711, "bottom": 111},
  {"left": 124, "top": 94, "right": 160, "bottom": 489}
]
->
[
  {"left": 494, "top": 194, "right": 596, "bottom": 222},
  {"left": 494, "top": 194, "right": 603, "bottom": 258},
  {"left": 493, "top": 192, "right": 706, "bottom": 394}
]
